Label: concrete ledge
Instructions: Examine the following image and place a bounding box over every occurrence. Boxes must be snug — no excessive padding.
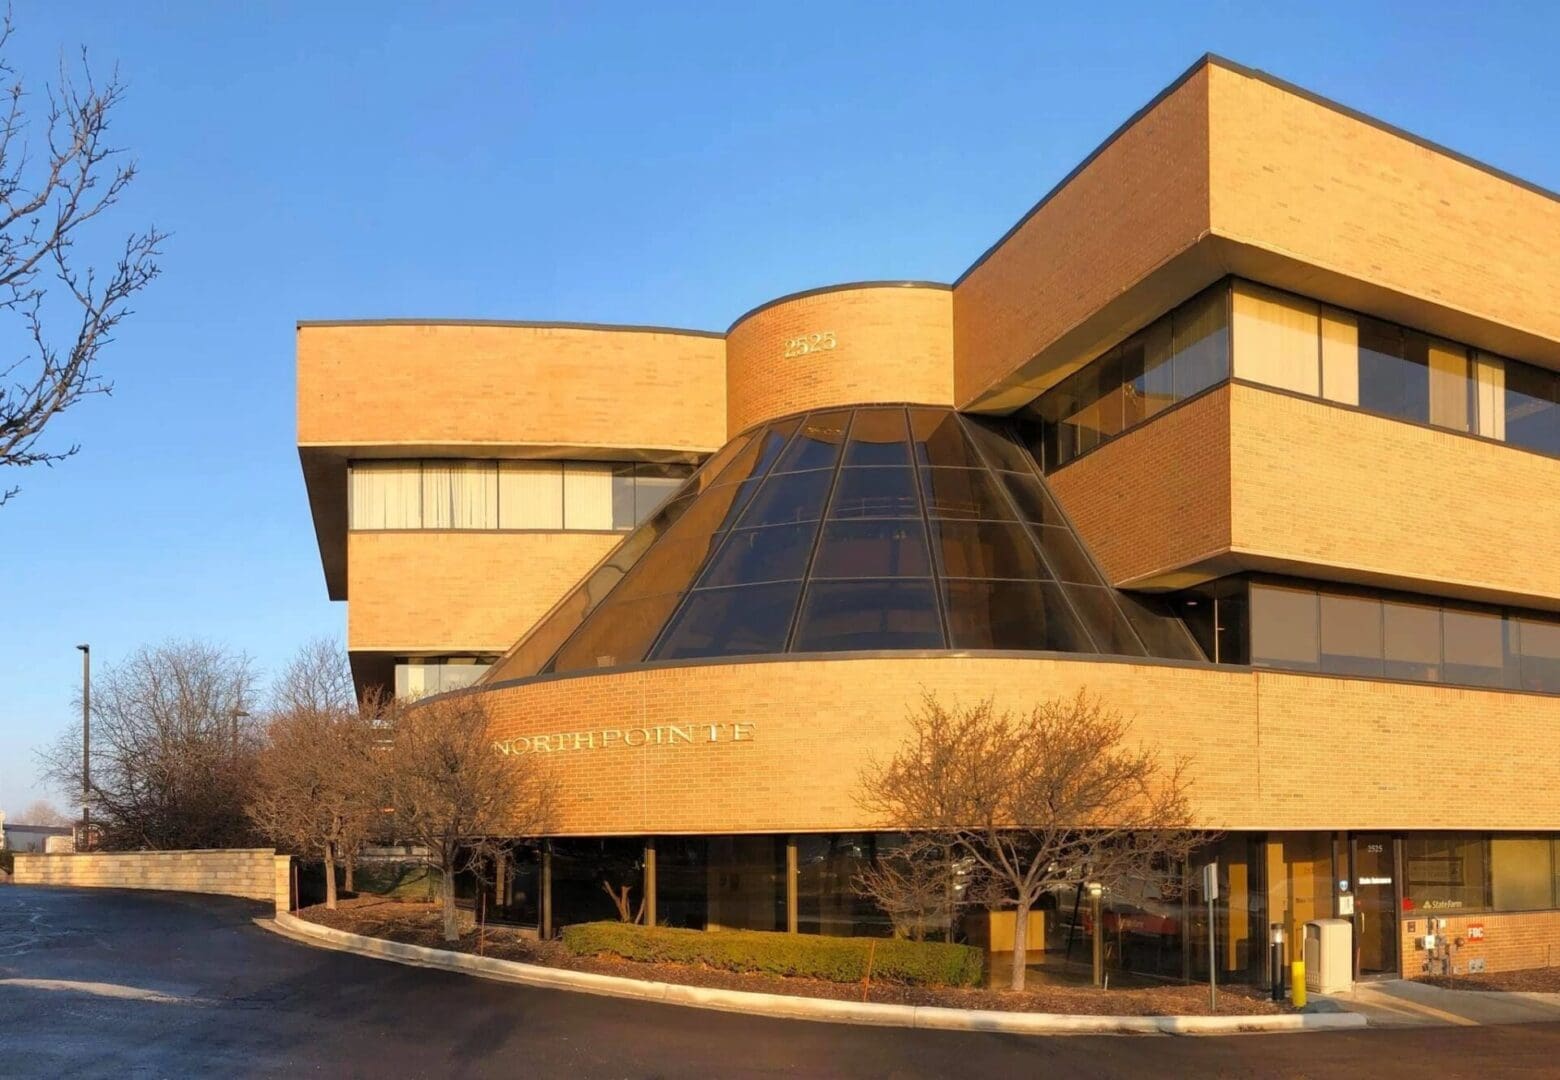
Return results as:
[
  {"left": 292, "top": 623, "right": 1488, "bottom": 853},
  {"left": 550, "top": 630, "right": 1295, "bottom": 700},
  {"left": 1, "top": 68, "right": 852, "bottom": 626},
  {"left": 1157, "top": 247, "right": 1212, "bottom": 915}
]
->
[{"left": 267, "top": 913, "right": 1367, "bottom": 1036}]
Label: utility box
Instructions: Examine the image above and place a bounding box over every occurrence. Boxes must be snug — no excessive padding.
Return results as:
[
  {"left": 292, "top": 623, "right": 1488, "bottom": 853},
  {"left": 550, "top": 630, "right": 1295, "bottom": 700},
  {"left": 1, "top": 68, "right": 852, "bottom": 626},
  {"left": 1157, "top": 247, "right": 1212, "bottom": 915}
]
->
[{"left": 1305, "top": 918, "right": 1354, "bottom": 994}]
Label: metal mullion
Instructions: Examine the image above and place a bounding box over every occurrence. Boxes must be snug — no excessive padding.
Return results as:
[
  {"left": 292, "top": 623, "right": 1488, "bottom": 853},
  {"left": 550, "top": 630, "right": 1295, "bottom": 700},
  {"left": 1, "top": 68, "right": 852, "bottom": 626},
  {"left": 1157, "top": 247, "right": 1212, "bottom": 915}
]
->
[
  {"left": 782, "top": 410, "right": 863, "bottom": 653},
  {"left": 906, "top": 410, "right": 952, "bottom": 648}
]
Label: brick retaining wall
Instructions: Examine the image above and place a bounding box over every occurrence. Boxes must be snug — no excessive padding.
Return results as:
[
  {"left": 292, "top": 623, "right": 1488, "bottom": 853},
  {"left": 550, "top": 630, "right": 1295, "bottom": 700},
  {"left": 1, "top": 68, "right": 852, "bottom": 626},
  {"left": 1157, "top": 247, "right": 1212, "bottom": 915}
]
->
[{"left": 12, "top": 849, "right": 279, "bottom": 904}]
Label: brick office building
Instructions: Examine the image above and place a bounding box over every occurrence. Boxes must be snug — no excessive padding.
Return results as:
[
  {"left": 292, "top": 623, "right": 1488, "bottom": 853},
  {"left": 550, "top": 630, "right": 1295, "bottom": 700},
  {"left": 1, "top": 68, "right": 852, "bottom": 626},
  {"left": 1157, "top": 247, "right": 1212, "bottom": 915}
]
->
[{"left": 297, "top": 56, "right": 1560, "bottom": 983}]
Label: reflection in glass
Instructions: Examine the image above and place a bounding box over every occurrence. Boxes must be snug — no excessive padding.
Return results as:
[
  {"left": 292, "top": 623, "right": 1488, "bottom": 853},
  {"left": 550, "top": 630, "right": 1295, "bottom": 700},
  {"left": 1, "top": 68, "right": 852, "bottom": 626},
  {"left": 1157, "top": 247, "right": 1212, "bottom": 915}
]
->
[
  {"left": 995, "top": 471, "right": 1063, "bottom": 525},
  {"left": 930, "top": 519, "right": 1049, "bottom": 580},
  {"left": 1384, "top": 600, "right": 1441, "bottom": 682},
  {"left": 1319, "top": 594, "right": 1385, "bottom": 677},
  {"left": 775, "top": 410, "right": 850, "bottom": 472},
  {"left": 1032, "top": 525, "right": 1098, "bottom": 585},
  {"left": 919, "top": 467, "right": 1016, "bottom": 521},
  {"left": 943, "top": 579, "right": 1092, "bottom": 651},
  {"left": 794, "top": 579, "right": 944, "bottom": 652},
  {"left": 1062, "top": 584, "right": 1147, "bottom": 656},
  {"left": 653, "top": 582, "right": 802, "bottom": 660},
  {"left": 1442, "top": 608, "right": 1512, "bottom": 688},
  {"left": 811, "top": 519, "right": 932, "bottom": 579},
  {"left": 696, "top": 524, "right": 815, "bottom": 588},
  {"left": 738, "top": 468, "right": 832, "bottom": 526},
  {"left": 549, "top": 592, "right": 682, "bottom": 673},
  {"left": 1250, "top": 585, "right": 1320, "bottom": 670},
  {"left": 960, "top": 416, "right": 1034, "bottom": 472},
  {"left": 910, "top": 409, "right": 982, "bottom": 468},
  {"left": 829, "top": 467, "right": 918, "bottom": 519},
  {"left": 1519, "top": 619, "right": 1560, "bottom": 694},
  {"left": 843, "top": 409, "right": 911, "bottom": 466}
]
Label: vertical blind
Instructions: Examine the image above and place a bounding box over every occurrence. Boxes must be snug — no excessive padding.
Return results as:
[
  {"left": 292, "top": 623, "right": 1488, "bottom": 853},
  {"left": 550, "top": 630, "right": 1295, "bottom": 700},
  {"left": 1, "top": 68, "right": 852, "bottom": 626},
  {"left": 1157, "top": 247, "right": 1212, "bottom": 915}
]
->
[{"left": 349, "top": 459, "right": 694, "bottom": 532}]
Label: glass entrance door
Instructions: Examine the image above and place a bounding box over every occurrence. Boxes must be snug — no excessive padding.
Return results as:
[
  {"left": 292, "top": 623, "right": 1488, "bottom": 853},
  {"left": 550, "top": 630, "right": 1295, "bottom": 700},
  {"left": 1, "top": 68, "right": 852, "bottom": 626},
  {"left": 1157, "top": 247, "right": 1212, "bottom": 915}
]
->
[{"left": 1350, "top": 835, "right": 1399, "bottom": 976}]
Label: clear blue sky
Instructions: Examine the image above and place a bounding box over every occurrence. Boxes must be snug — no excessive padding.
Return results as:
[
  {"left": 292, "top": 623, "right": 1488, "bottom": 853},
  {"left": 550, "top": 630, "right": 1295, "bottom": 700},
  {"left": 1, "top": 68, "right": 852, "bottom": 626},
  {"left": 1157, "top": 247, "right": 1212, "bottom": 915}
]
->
[{"left": 3, "top": 2, "right": 1557, "bottom": 815}]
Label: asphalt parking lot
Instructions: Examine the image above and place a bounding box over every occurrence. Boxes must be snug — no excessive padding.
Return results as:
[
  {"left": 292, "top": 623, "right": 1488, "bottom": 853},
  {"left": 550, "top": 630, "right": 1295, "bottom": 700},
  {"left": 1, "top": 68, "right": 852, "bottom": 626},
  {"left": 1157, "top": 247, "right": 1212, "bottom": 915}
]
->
[{"left": 5, "top": 885, "right": 1560, "bottom": 1078}]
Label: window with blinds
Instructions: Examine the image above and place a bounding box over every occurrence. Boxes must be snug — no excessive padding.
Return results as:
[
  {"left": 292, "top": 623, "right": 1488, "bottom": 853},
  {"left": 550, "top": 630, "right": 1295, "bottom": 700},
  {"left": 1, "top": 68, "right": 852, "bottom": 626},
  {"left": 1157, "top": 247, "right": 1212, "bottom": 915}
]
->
[{"left": 349, "top": 459, "right": 695, "bottom": 532}]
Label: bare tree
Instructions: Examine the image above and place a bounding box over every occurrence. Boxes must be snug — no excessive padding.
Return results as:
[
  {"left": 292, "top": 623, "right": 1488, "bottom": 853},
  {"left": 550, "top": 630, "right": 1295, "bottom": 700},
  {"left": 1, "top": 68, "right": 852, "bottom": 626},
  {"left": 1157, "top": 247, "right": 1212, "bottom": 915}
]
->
[
  {"left": 0, "top": 11, "right": 163, "bottom": 504},
  {"left": 248, "top": 694, "right": 377, "bottom": 910},
  {"left": 859, "top": 691, "right": 1204, "bottom": 991},
  {"left": 378, "top": 693, "right": 553, "bottom": 941},
  {"left": 852, "top": 835, "right": 966, "bottom": 942},
  {"left": 38, "top": 640, "right": 258, "bottom": 850},
  {"left": 18, "top": 798, "right": 68, "bottom": 825}
]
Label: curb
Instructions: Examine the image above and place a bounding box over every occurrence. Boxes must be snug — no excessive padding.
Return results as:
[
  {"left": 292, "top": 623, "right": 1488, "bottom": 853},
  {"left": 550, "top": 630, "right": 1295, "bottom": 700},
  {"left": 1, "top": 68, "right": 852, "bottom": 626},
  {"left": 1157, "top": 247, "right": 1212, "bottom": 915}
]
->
[{"left": 265, "top": 913, "right": 1366, "bottom": 1036}]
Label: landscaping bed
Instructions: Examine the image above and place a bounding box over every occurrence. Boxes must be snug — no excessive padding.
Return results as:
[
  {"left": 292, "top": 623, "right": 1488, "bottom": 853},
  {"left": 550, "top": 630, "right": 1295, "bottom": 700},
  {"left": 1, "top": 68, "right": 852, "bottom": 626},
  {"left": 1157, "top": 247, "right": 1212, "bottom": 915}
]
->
[
  {"left": 297, "top": 897, "right": 1289, "bottom": 1016},
  {"left": 1418, "top": 967, "right": 1560, "bottom": 993}
]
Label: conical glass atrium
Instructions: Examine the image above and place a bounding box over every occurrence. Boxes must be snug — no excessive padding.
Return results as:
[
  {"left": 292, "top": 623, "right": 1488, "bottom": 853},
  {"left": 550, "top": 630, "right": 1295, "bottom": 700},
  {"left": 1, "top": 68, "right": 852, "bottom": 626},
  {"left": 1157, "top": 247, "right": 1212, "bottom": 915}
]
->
[{"left": 484, "top": 406, "right": 1203, "bottom": 684}]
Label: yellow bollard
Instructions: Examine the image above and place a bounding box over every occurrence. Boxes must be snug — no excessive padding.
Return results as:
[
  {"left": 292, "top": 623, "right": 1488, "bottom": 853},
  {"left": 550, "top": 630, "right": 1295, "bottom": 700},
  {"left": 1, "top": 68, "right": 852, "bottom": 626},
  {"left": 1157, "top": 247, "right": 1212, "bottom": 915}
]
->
[{"left": 1290, "top": 960, "right": 1307, "bottom": 1007}]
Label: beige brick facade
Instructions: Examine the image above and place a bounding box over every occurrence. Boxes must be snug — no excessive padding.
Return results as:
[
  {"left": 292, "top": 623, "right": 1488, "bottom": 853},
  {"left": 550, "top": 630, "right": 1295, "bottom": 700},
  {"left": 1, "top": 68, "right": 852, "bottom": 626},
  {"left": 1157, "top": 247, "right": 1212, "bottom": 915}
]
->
[
  {"left": 347, "top": 530, "right": 621, "bottom": 653},
  {"left": 481, "top": 657, "right": 1560, "bottom": 836},
  {"left": 1399, "top": 911, "right": 1560, "bottom": 978},
  {"left": 726, "top": 285, "right": 954, "bottom": 435},
  {"left": 13, "top": 849, "right": 278, "bottom": 903}
]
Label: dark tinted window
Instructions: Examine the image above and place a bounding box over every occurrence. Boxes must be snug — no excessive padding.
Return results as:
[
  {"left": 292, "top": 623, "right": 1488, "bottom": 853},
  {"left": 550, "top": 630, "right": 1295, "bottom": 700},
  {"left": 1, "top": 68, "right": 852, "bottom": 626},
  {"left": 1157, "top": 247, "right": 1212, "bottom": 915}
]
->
[
  {"left": 1250, "top": 585, "right": 1320, "bottom": 670},
  {"left": 1115, "top": 592, "right": 1206, "bottom": 661},
  {"left": 653, "top": 582, "right": 802, "bottom": 660},
  {"left": 551, "top": 592, "right": 682, "bottom": 673},
  {"left": 961, "top": 417, "right": 1034, "bottom": 472},
  {"left": 751, "top": 417, "right": 802, "bottom": 476},
  {"left": 1319, "top": 594, "right": 1385, "bottom": 677},
  {"left": 1062, "top": 584, "right": 1147, "bottom": 656},
  {"left": 811, "top": 519, "right": 931, "bottom": 579},
  {"left": 1171, "top": 287, "right": 1229, "bottom": 399},
  {"left": 943, "top": 579, "right": 1092, "bottom": 652},
  {"left": 1032, "top": 525, "right": 1097, "bottom": 584},
  {"left": 1519, "top": 619, "right": 1560, "bottom": 694},
  {"left": 793, "top": 580, "right": 944, "bottom": 652},
  {"left": 740, "top": 468, "right": 833, "bottom": 526},
  {"left": 1357, "top": 319, "right": 1430, "bottom": 423},
  {"left": 1383, "top": 601, "right": 1441, "bottom": 682},
  {"left": 911, "top": 409, "right": 982, "bottom": 468},
  {"left": 843, "top": 409, "right": 911, "bottom": 466},
  {"left": 996, "top": 471, "right": 1063, "bottom": 525},
  {"left": 929, "top": 519, "right": 1049, "bottom": 580},
  {"left": 829, "top": 467, "right": 919, "bottom": 519},
  {"left": 1442, "top": 608, "right": 1512, "bottom": 688},
  {"left": 697, "top": 524, "right": 815, "bottom": 588},
  {"left": 919, "top": 467, "right": 1015, "bottom": 521},
  {"left": 775, "top": 410, "right": 850, "bottom": 472},
  {"left": 1506, "top": 360, "right": 1560, "bottom": 456}
]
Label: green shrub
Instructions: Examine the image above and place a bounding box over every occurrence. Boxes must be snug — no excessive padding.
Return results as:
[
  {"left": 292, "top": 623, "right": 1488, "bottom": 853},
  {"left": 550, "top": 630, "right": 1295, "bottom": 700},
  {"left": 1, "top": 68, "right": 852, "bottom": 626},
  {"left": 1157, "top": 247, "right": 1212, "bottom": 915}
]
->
[{"left": 562, "top": 922, "right": 983, "bottom": 988}]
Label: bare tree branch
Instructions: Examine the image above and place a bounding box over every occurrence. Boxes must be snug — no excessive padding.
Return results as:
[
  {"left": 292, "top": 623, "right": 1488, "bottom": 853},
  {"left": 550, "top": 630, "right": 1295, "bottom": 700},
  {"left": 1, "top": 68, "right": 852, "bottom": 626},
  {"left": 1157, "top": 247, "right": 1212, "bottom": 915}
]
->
[{"left": 0, "top": 8, "right": 163, "bottom": 504}]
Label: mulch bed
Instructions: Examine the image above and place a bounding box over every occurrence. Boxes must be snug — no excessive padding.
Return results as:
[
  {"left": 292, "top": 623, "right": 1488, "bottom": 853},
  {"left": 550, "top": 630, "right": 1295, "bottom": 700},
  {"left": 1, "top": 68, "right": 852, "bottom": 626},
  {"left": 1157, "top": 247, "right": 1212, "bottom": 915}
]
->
[
  {"left": 298, "top": 897, "right": 1288, "bottom": 1017},
  {"left": 1418, "top": 967, "right": 1560, "bottom": 993}
]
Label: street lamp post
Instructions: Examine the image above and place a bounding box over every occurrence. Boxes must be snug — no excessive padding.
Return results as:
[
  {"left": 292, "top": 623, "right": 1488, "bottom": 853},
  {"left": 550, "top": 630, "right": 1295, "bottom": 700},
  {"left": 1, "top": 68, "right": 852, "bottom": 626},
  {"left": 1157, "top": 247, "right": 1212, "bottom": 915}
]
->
[{"left": 76, "top": 644, "right": 90, "bottom": 851}]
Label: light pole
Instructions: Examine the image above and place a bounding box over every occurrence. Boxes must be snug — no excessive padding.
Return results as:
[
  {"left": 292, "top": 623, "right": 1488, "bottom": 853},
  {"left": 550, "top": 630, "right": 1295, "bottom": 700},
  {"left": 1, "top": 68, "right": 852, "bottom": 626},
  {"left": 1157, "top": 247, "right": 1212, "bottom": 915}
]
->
[
  {"left": 76, "top": 644, "right": 90, "bottom": 851},
  {"left": 1087, "top": 881, "right": 1104, "bottom": 987}
]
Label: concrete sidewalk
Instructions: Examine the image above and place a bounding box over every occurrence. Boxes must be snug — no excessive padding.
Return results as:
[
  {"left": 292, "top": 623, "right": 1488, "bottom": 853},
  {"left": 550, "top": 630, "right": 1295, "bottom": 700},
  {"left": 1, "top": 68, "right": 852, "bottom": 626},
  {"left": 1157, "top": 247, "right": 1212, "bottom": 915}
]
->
[{"left": 1323, "top": 980, "right": 1560, "bottom": 1027}]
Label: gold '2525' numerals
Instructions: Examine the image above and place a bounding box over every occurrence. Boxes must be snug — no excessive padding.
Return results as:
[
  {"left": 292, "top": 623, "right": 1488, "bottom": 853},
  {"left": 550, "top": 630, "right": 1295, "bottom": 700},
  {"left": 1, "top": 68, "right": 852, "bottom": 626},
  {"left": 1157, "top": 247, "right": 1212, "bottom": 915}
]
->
[{"left": 782, "top": 331, "right": 837, "bottom": 358}]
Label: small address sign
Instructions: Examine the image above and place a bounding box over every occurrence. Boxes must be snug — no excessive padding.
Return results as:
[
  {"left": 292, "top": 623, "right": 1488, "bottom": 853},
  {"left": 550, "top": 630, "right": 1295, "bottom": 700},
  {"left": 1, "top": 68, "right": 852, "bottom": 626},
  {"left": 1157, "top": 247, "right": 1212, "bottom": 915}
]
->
[{"left": 783, "top": 331, "right": 837, "bottom": 358}]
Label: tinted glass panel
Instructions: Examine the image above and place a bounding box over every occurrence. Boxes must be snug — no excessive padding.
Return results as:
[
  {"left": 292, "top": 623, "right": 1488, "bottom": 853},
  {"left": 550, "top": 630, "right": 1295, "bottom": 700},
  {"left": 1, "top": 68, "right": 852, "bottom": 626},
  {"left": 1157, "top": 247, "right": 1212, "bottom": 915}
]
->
[
  {"left": 688, "top": 432, "right": 752, "bottom": 493},
  {"left": 1127, "top": 320, "right": 1175, "bottom": 420},
  {"left": 1250, "top": 585, "right": 1320, "bottom": 670},
  {"left": 1319, "top": 594, "right": 1385, "bottom": 677},
  {"left": 739, "top": 468, "right": 832, "bottom": 526},
  {"left": 1405, "top": 833, "right": 1487, "bottom": 913},
  {"left": 811, "top": 519, "right": 931, "bottom": 579},
  {"left": 1383, "top": 600, "right": 1442, "bottom": 682},
  {"left": 696, "top": 523, "right": 816, "bottom": 588},
  {"left": 1519, "top": 619, "right": 1560, "bottom": 694},
  {"left": 1115, "top": 592, "right": 1206, "bottom": 661},
  {"left": 1060, "top": 584, "right": 1146, "bottom": 656},
  {"left": 1442, "top": 608, "right": 1511, "bottom": 688},
  {"left": 551, "top": 592, "right": 682, "bottom": 673},
  {"left": 1031, "top": 524, "right": 1097, "bottom": 584},
  {"left": 919, "top": 467, "right": 1015, "bottom": 521},
  {"left": 653, "top": 582, "right": 802, "bottom": 660},
  {"left": 910, "top": 409, "right": 982, "bottom": 468},
  {"left": 996, "top": 471, "right": 1063, "bottom": 525},
  {"left": 775, "top": 411, "right": 850, "bottom": 473},
  {"left": 961, "top": 417, "right": 1034, "bottom": 472},
  {"left": 930, "top": 519, "right": 1049, "bottom": 580},
  {"left": 1490, "top": 837, "right": 1553, "bottom": 912},
  {"left": 751, "top": 417, "right": 802, "bottom": 476},
  {"left": 843, "top": 409, "right": 911, "bottom": 466},
  {"left": 613, "top": 531, "right": 724, "bottom": 601},
  {"left": 793, "top": 580, "right": 944, "bottom": 652},
  {"left": 943, "top": 579, "right": 1092, "bottom": 652},
  {"left": 1506, "top": 360, "right": 1560, "bottom": 456},
  {"left": 1357, "top": 318, "right": 1430, "bottom": 423},
  {"left": 828, "top": 467, "right": 919, "bottom": 519},
  {"left": 1172, "top": 286, "right": 1229, "bottom": 399}
]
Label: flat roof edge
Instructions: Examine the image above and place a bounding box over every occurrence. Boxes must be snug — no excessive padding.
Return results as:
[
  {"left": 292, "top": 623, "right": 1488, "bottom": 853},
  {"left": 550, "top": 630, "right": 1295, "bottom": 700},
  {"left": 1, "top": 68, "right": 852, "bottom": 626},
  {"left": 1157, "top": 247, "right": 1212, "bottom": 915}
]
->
[{"left": 296, "top": 317, "right": 725, "bottom": 339}]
